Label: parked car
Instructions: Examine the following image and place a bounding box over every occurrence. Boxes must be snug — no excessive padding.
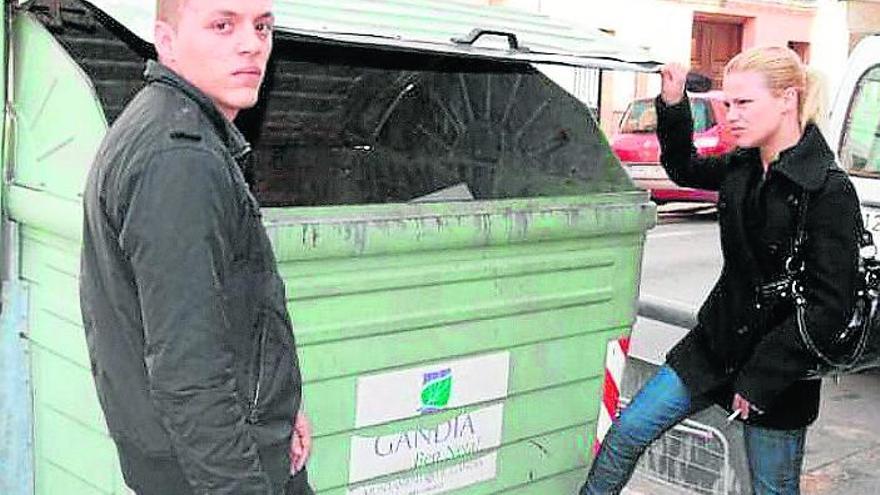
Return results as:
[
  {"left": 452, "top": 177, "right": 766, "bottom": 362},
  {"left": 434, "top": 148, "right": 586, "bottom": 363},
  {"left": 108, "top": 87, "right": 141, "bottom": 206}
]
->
[
  {"left": 828, "top": 34, "right": 880, "bottom": 241},
  {"left": 611, "top": 91, "right": 735, "bottom": 204}
]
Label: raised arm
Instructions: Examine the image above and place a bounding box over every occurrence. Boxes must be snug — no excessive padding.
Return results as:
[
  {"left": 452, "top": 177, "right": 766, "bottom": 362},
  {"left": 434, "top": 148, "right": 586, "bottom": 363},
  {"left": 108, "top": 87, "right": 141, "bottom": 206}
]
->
[{"left": 655, "top": 64, "right": 731, "bottom": 190}]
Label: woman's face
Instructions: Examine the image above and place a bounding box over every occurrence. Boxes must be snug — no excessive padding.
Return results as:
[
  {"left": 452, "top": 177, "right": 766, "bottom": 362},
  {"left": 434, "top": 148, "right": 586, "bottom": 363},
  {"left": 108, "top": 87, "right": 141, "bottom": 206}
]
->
[{"left": 722, "top": 70, "right": 797, "bottom": 149}]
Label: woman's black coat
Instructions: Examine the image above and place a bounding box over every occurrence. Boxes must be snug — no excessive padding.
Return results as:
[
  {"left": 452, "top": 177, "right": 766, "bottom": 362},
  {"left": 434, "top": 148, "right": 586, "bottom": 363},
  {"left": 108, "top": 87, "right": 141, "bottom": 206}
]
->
[{"left": 655, "top": 96, "right": 862, "bottom": 429}]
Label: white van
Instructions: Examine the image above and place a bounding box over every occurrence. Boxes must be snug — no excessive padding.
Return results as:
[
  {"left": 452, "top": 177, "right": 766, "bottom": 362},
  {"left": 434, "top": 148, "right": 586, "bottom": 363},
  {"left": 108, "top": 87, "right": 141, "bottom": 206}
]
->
[{"left": 828, "top": 35, "right": 880, "bottom": 236}]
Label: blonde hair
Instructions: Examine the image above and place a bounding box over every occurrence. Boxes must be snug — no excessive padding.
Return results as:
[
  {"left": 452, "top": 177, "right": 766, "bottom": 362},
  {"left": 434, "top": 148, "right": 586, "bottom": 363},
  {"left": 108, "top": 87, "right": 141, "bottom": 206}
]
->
[{"left": 725, "top": 46, "right": 826, "bottom": 131}]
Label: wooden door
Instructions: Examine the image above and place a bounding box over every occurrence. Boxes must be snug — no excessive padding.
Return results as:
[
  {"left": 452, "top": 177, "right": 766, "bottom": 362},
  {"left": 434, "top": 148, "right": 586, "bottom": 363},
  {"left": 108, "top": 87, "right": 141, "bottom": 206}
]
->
[
  {"left": 691, "top": 19, "right": 743, "bottom": 89},
  {"left": 788, "top": 41, "right": 810, "bottom": 64}
]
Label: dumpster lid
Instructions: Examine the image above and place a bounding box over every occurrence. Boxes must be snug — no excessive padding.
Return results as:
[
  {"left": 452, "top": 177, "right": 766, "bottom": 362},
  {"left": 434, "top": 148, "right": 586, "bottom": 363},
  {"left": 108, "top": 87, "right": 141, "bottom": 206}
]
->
[{"left": 79, "top": 0, "right": 661, "bottom": 72}]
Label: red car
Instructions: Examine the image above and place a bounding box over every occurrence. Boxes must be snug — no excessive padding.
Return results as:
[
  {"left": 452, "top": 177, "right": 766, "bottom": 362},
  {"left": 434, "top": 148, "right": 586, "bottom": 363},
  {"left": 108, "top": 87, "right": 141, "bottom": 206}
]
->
[{"left": 611, "top": 91, "right": 735, "bottom": 203}]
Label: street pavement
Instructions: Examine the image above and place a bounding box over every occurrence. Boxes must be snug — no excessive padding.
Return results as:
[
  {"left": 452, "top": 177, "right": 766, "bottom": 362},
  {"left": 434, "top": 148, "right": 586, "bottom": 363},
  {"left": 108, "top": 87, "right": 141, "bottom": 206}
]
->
[{"left": 622, "top": 203, "right": 880, "bottom": 495}]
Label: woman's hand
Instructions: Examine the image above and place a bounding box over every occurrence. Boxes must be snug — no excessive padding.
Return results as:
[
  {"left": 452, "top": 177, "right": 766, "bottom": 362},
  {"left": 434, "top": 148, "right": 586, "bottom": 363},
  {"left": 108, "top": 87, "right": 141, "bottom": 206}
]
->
[
  {"left": 731, "top": 393, "right": 764, "bottom": 421},
  {"left": 290, "top": 411, "right": 312, "bottom": 473},
  {"left": 731, "top": 393, "right": 752, "bottom": 420},
  {"left": 660, "top": 63, "right": 689, "bottom": 106}
]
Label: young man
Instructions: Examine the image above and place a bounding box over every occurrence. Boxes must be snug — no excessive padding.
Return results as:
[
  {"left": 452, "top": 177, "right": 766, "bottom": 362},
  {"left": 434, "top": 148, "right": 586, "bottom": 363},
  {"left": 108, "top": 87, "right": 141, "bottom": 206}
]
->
[{"left": 79, "top": 1, "right": 312, "bottom": 493}]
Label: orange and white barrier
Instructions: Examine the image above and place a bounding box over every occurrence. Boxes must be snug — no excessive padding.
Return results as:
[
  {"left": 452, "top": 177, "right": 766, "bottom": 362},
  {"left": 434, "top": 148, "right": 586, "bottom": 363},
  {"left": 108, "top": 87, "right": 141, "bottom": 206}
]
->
[{"left": 594, "top": 337, "right": 630, "bottom": 455}]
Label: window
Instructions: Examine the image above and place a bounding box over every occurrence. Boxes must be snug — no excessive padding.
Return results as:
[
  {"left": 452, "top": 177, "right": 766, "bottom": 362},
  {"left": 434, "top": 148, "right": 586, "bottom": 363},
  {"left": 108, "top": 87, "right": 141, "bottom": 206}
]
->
[
  {"left": 690, "top": 99, "right": 715, "bottom": 133},
  {"left": 618, "top": 98, "right": 715, "bottom": 134},
  {"left": 618, "top": 100, "right": 658, "bottom": 134},
  {"left": 840, "top": 66, "right": 880, "bottom": 177}
]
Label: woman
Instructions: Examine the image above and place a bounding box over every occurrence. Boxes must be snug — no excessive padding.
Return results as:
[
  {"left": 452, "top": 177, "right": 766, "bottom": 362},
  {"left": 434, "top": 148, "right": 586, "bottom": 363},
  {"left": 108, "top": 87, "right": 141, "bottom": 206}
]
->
[{"left": 580, "top": 46, "right": 862, "bottom": 494}]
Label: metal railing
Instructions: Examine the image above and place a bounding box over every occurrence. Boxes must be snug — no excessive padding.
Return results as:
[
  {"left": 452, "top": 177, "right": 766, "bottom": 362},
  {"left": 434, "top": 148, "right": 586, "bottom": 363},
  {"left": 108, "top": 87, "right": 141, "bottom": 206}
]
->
[
  {"left": 638, "top": 294, "right": 698, "bottom": 330},
  {"left": 627, "top": 296, "right": 742, "bottom": 495}
]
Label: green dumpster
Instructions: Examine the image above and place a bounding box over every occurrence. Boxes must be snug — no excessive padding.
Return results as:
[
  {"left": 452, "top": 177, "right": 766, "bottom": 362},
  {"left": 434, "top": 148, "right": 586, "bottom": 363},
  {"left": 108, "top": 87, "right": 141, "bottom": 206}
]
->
[{"left": 3, "top": 1, "right": 659, "bottom": 494}]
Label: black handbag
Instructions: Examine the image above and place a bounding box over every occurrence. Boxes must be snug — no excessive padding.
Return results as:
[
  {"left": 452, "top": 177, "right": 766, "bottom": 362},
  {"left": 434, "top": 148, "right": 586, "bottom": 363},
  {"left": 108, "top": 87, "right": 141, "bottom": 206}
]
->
[{"left": 786, "top": 190, "right": 880, "bottom": 377}]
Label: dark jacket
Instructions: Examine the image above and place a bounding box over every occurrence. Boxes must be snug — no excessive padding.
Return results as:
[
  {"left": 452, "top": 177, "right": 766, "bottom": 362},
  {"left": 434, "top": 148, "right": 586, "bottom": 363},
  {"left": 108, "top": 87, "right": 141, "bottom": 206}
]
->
[
  {"left": 656, "top": 96, "right": 861, "bottom": 429},
  {"left": 80, "top": 61, "right": 302, "bottom": 494}
]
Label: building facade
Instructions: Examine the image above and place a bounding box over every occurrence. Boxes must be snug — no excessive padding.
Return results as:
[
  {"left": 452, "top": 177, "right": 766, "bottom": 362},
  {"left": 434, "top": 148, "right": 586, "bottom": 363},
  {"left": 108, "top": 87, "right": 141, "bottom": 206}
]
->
[{"left": 485, "top": 0, "right": 863, "bottom": 134}]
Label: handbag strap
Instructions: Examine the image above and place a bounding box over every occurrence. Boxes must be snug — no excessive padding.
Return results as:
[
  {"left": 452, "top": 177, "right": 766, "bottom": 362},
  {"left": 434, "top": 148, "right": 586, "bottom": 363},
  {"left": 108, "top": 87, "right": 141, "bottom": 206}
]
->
[
  {"left": 787, "top": 190, "right": 811, "bottom": 288},
  {"left": 789, "top": 186, "right": 876, "bottom": 371},
  {"left": 789, "top": 190, "right": 874, "bottom": 281}
]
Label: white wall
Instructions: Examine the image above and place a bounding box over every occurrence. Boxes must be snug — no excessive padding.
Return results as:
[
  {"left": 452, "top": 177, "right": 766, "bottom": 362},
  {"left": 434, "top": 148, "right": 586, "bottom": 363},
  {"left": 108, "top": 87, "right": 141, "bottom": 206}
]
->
[
  {"left": 495, "top": 0, "right": 693, "bottom": 64},
  {"left": 491, "top": 0, "right": 694, "bottom": 132},
  {"left": 810, "top": 0, "right": 851, "bottom": 100}
]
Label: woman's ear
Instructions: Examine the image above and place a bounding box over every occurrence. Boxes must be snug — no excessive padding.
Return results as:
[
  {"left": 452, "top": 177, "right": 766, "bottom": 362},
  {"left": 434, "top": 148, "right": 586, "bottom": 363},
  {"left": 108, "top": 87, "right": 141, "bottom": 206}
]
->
[{"left": 782, "top": 87, "right": 799, "bottom": 113}]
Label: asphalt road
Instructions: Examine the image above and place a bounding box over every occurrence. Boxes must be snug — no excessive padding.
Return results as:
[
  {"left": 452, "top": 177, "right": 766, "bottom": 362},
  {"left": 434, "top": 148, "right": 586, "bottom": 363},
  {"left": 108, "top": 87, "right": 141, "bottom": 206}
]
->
[{"left": 623, "top": 203, "right": 880, "bottom": 495}]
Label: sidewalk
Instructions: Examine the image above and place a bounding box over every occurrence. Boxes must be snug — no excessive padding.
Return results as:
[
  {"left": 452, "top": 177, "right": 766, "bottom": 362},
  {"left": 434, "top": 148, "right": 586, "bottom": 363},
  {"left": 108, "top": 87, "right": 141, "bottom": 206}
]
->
[
  {"left": 618, "top": 368, "right": 880, "bottom": 494},
  {"left": 801, "top": 371, "right": 880, "bottom": 495}
]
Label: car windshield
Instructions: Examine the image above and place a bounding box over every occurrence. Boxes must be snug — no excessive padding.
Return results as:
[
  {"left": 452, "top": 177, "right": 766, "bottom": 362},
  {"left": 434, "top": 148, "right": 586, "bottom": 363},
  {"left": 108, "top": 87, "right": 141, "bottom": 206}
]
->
[{"left": 619, "top": 98, "right": 714, "bottom": 134}]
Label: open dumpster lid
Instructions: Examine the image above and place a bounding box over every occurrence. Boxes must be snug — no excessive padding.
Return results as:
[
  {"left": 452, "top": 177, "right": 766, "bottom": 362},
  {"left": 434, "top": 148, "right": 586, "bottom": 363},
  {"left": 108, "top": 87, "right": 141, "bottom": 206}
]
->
[{"left": 76, "top": 0, "right": 661, "bottom": 71}]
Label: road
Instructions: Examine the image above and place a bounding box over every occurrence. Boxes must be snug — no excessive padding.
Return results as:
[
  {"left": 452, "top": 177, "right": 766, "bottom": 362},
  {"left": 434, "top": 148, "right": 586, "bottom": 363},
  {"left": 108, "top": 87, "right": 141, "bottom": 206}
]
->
[{"left": 623, "top": 204, "right": 880, "bottom": 495}]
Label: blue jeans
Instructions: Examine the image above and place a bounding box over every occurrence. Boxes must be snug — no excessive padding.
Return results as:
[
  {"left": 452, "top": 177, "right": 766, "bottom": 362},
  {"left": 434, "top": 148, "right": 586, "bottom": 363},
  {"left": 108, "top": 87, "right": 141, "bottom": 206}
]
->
[{"left": 580, "top": 365, "right": 806, "bottom": 495}]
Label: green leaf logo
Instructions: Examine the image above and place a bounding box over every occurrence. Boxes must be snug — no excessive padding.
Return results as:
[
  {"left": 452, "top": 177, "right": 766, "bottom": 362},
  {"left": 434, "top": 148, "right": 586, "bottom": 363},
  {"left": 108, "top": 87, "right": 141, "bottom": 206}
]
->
[{"left": 419, "top": 369, "right": 452, "bottom": 413}]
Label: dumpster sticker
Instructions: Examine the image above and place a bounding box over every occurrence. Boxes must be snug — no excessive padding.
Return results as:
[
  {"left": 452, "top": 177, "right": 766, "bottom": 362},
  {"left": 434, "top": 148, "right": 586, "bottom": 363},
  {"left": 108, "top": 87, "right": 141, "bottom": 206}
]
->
[
  {"left": 355, "top": 352, "right": 510, "bottom": 428},
  {"left": 347, "top": 452, "right": 498, "bottom": 495},
  {"left": 348, "top": 403, "right": 504, "bottom": 483},
  {"left": 420, "top": 368, "right": 452, "bottom": 414}
]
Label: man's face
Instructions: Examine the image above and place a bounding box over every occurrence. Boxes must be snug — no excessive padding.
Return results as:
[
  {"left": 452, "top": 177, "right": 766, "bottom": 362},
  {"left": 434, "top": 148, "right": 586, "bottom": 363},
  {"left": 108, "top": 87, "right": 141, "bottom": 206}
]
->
[
  {"left": 722, "top": 70, "right": 796, "bottom": 149},
  {"left": 156, "top": 0, "right": 274, "bottom": 121}
]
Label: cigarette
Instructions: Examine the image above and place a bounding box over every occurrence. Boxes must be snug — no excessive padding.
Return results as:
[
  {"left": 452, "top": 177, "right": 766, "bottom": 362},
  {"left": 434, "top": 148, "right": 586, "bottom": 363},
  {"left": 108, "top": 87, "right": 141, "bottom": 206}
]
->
[{"left": 726, "top": 409, "right": 741, "bottom": 422}]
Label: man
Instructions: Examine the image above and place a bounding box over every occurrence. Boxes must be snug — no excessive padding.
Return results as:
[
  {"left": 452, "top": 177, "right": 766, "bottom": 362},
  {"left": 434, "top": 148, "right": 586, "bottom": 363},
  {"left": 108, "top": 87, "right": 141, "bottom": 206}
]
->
[{"left": 79, "top": 1, "right": 312, "bottom": 493}]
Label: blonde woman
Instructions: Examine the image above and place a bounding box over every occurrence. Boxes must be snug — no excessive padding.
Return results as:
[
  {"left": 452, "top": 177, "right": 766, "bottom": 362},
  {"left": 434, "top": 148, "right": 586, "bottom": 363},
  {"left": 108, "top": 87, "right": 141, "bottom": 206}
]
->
[{"left": 580, "top": 46, "right": 861, "bottom": 495}]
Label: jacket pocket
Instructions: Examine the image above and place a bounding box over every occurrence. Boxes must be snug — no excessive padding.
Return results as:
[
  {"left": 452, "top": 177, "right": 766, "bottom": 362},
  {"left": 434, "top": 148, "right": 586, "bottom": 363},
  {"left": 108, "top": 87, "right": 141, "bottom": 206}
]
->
[
  {"left": 247, "top": 303, "right": 295, "bottom": 425},
  {"left": 248, "top": 310, "right": 270, "bottom": 424}
]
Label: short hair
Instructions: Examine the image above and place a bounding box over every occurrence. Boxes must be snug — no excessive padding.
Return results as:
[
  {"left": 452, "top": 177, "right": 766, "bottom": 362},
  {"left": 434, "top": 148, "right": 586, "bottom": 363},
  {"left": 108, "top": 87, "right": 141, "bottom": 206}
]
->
[{"left": 156, "top": 0, "right": 185, "bottom": 26}]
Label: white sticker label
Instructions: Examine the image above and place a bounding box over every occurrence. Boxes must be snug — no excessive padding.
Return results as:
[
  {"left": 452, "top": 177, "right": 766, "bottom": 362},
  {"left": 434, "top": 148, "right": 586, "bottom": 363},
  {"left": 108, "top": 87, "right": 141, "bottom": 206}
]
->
[
  {"left": 355, "top": 352, "right": 510, "bottom": 428},
  {"left": 863, "top": 207, "right": 880, "bottom": 235},
  {"left": 348, "top": 403, "right": 504, "bottom": 483},
  {"left": 347, "top": 452, "right": 498, "bottom": 495}
]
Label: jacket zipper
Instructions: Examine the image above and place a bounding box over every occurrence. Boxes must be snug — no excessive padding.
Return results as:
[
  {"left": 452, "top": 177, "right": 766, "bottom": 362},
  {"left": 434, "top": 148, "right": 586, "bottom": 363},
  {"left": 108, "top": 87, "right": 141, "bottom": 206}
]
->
[{"left": 249, "top": 323, "right": 269, "bottom": 424}]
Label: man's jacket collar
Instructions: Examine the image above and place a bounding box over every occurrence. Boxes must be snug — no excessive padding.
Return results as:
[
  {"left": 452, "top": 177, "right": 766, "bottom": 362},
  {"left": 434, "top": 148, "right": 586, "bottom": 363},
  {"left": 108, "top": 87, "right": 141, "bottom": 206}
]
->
[
  {"left": 766, "top": 123, "right": 835, "bottom": 192},
  {"left": 144, "top": 60, "right": 251, "bottom": 161}
]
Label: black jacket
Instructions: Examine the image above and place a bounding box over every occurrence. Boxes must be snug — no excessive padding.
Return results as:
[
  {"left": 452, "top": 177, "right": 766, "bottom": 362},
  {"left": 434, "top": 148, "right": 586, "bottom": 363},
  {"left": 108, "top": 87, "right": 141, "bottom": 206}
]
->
[
  {"left": 80, "top": 61, "right": 302, "bottom": 494},
  {"left": 656, "top": 96, "right": 861, "bottom": 429}
]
